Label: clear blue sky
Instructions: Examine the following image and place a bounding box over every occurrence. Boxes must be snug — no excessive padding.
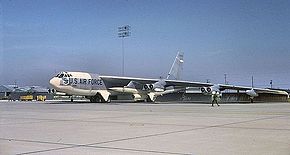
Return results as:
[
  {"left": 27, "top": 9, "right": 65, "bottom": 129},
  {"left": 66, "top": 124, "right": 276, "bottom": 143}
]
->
[{"left": 0, "top": 0, "right": 290, "bottom": 88}]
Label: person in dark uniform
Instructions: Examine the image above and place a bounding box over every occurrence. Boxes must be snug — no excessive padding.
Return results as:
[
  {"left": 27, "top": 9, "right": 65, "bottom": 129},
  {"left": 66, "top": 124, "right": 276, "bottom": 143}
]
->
[{"left": 211, "top": 93, "right": 220, "bottom": 107}]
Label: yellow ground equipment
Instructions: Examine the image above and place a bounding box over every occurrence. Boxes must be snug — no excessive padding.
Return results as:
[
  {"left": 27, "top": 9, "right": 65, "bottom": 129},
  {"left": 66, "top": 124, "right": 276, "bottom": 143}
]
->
[
  {"left": 20, "top": 95, "right": 33, "bottom": 101},
  {"left": 37, "top": 95, "right": 46, "bottom": 101}
]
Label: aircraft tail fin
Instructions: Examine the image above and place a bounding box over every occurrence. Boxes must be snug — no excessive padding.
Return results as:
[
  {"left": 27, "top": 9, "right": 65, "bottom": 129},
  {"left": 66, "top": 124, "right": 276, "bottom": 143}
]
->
[{"left": 166, "top": 51, "right": 184, "bottom": 80}]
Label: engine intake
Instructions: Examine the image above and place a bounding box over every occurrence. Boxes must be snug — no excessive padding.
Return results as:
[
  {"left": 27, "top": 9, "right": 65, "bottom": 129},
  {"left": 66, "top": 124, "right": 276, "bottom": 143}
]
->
[
  {"left": 201, "top": 87, "right": 206, "bottom": 93},
  {"left": 143, "top": 84, "right": 153, "bottom": 90},
  {"left": 206, "top": 87, "right": 212, "bottom": 93},
  {"left": 201, "top": 87, "right": 212, "bottom": 94},
  {"left": 143, "top": 81, "right": 165, "bottom": 91},
  {"left": 201, "top": 85, "right": 221, "bottom": 95}
]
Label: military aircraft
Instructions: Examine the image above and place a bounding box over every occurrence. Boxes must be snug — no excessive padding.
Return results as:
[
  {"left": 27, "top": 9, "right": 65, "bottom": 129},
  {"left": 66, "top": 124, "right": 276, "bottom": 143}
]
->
[
  {"left": 50, "top": 52, "right": 193, "bottom": 102},
  {"left": 49, "top": 52, "right": 288, "bottom": 103}
]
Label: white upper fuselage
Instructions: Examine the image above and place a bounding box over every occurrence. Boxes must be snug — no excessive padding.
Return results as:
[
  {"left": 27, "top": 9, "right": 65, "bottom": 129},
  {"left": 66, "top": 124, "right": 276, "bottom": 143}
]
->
[
  {"left": 49, "top": 71, "right": 160, "bottom": 97},
  {"left": 49, "top": 71, "right": 107, "bottom": 96}
]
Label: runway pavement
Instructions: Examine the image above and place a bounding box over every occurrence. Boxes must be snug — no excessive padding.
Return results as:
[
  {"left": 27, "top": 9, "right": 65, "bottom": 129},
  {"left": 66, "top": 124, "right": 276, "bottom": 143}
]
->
[{"left": 0, "top": 101, "right": 290, "bottom": 155}]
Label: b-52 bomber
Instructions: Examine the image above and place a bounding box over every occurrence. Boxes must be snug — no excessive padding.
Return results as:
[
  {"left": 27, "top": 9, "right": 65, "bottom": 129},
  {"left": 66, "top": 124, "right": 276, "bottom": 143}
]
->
[{"left": 49, "top": 52, "right": 287, "bottom": 103}]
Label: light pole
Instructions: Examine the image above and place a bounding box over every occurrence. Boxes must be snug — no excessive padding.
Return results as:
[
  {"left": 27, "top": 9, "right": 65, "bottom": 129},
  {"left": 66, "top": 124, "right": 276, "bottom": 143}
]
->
[
  {"left": 270, "top": 80, "right": 273, "bottom": 88},
  {"left": 224, "top": 74, "right": 227, "bottom": 84},
  {"left": 118, "top": 25, "right": 130, "bottom": 76}
]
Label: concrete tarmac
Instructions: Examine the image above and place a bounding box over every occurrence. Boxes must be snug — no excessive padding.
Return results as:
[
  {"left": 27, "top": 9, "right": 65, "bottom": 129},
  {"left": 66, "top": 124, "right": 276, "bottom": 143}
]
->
[{"left": 0, "top": 101, "right": 290, "bottom": 155}]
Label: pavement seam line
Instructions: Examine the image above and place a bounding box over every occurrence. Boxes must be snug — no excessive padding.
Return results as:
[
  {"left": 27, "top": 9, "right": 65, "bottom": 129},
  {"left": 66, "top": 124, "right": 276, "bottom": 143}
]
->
[{"left": 13, "top": 115, "right": 286, "bottom": 155}]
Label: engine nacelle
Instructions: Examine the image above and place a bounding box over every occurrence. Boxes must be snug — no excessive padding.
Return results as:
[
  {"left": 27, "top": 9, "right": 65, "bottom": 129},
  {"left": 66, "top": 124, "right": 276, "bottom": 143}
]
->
[
  {"left": 143, "top": 80, "right": 166, "bottom": 91},
  {"left": 201, "top": 85, "right": 221, "bottom": 95},
  {"left": 201, "top": 87, "right": 212, "bottom": 94},
  {"left": 143, "top": 84, "right": 154, "bottom": 90},
  {"left": 246, "top": 89, "right": 258, "bottom": 97}
]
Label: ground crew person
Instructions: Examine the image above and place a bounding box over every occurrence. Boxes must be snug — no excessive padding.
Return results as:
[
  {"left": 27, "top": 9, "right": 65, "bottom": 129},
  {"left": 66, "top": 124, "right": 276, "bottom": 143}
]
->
[{"left": 211, "top": 92, "right": 220, "bottom": 107}]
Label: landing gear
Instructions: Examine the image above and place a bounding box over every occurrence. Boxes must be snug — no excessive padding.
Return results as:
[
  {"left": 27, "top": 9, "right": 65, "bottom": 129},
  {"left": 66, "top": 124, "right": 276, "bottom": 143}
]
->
[
  {"left": 90, "top": 95, "right": 101, "bottom": 103},
  {"left": 106, "top": 96, "right": 111, "bottom": 103},
  {"left": 250, "top": 97, "right": 254, "bottom": 103},
  {"left": 146, "top": 98, "right": 153, "bottom": 102},
  {"left": 70, "top": 96, "right": 74, "bottom": 102},
  {"left": 146, "top": 95, "right": 156, "bottom": 103},
  {"left": 90, "top": 93, "right": 111, "bottom": 103}
]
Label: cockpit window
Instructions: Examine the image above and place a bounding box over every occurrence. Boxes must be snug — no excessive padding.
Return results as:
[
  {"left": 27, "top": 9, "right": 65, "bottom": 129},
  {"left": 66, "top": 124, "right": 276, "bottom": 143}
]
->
[{"left": 55, "top": 72, "right": 71, "bottom": 78}]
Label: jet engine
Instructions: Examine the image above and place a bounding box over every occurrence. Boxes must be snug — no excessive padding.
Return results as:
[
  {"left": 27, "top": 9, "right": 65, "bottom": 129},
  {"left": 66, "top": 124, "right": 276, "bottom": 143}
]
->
[
  {"left": 201, "top": 85, "right": 221, "bottom": 95},
  {"left": 143, "top": 84, "right": 154, "bottom": 90},
  {"left": 201, "top": 87, "right": 211, "bottom": 94},
  {"left": 143, "top": 80, "right": 166, "bottom": 92}
]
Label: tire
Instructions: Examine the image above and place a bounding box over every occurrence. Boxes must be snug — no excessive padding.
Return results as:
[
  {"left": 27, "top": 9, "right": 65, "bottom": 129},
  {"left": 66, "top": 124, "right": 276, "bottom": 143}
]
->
[
  {"left": 90, "top": 97, "right": 95, "bottom": 103},
  {"left": 146, "top": 96, "right": 156, "bottom": 103},
  {"left": 90, "top": 96, "right": 99, "bottom": 103},
  {"left": 106, "top": 96, "right": 111, "bottom": 103}
]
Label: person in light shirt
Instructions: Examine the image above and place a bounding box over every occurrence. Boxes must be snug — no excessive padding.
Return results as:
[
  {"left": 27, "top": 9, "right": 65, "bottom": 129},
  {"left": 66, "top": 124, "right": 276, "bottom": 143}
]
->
[{"left": 211, "top": 91, "right": 220, "bottom": 107}]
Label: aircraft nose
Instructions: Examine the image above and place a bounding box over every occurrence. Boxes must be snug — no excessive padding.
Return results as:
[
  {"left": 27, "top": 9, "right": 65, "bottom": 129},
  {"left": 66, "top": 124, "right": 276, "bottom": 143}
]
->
[{"left": 49, "top": 77, "right": 59, "bottom": 88}]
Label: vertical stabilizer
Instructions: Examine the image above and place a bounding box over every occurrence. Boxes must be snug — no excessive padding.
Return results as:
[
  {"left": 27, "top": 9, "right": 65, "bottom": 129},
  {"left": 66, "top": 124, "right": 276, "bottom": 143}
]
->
[{"left": 166, "top": 52, "right": 184, "bottom": 80}]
